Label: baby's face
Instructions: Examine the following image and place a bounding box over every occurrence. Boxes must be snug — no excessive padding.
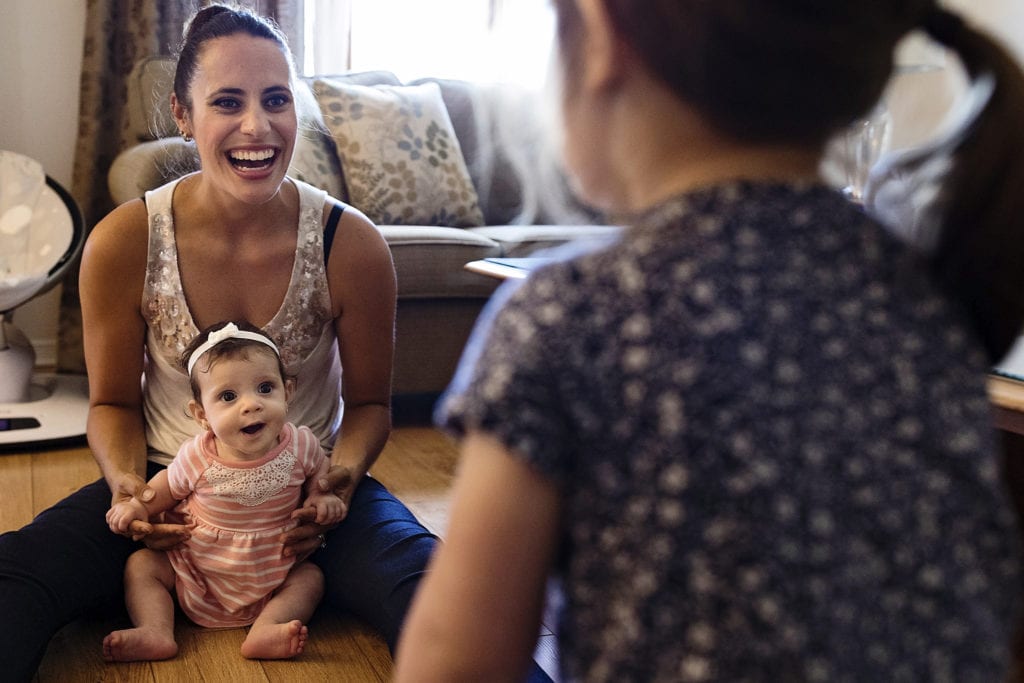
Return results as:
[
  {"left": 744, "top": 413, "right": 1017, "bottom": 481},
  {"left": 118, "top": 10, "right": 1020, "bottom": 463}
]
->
[{"left": 193, "top": 348, "right": 289, "bottom": 461}]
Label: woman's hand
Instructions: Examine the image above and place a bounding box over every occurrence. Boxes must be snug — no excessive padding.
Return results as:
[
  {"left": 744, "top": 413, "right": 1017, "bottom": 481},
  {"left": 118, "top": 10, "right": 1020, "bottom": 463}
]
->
[
  {"left": 139, "top": 521, "right": 194, "bottom": 550},
  {"left": 283, "top": 464, "right": 357, "bottom": 559},
  {"left": 108, "top": 470, "right": 191, "bottom": 547},
  {"left": 109, "top": 470, "right": 157, "bottom": 541}
]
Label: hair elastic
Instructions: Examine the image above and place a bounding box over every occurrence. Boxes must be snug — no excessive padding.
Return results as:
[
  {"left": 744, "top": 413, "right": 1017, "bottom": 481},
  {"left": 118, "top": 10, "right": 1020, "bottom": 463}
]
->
[{"left": 186, "top": 322, "right": 280, "bottom": 376}]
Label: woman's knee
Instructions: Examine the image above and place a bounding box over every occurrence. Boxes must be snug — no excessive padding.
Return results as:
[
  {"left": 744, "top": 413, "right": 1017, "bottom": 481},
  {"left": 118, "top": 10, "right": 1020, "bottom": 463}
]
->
[
  {"left": 0, "top": 478, "right": 134, "bottom": 588},
  {"left": 321, "top": 479, "right": 438, "bottom": 582}
]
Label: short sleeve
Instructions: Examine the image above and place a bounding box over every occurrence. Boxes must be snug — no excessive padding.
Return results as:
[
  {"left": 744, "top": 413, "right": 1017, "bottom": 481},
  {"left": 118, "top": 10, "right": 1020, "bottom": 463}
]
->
[
  {"left": 166, "top": 435, "right": 204, "bottom": 500},
  {"left": 292, "top": 423, "right": 328, "bottom": 478},
  {"left": 436, "top": 269, "right": 578, "bottom": 485}
]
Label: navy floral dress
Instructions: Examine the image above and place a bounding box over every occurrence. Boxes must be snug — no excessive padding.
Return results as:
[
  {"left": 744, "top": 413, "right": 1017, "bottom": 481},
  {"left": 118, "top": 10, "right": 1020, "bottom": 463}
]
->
[{"left": 438, "top": 181, "right": 1021, "bottom": 682}]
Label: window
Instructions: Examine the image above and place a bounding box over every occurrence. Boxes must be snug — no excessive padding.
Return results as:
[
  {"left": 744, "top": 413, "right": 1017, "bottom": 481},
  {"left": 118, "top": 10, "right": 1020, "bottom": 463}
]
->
[{"left": 302, "top": 0, "right": 556, "bottom": 88}]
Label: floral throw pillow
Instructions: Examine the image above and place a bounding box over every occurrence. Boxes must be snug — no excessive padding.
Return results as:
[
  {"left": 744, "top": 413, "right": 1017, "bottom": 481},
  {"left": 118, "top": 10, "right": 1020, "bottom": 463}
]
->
[
  {"left": 287, "top": 126, "right": 345, "bottom": 200},
  {"left": 312, "top": 79, "right": 484, "bottom": 227}
]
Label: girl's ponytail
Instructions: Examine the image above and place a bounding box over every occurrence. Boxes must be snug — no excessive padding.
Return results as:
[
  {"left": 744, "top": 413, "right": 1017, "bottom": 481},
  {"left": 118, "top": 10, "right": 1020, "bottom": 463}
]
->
[{"left": 917, "top": 8, "right": 1024, "bottom": 361}]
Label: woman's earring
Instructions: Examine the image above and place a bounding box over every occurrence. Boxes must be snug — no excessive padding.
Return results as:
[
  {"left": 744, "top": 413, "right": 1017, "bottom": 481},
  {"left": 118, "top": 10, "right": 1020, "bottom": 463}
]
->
[{"left": 181, "top": 130, "right": 193, "bottom": 142}]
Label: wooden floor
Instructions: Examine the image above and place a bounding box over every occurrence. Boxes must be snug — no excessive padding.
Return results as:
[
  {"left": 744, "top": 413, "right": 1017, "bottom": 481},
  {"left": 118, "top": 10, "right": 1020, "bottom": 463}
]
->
[
  {"left": 0, "top": 415, "right": 560, "bottom": 682},
  {"left": 15, "top": 382, "right": 1024, "bottom": 681}
]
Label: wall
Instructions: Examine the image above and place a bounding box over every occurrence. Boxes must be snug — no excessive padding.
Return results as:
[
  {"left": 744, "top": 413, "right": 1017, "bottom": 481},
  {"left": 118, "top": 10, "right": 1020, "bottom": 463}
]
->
[{"left": 0, "top": 0, "right": 86, "bottom": 366}]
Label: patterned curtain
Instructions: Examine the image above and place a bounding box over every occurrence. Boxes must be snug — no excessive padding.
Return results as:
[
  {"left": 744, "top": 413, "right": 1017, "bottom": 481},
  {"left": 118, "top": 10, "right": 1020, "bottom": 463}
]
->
[
  {"left": 59, "top": 0, "right": 302, "bottom": 372},
  {"left": 239, "top": 0, "right": 304, "bottom": 67}
]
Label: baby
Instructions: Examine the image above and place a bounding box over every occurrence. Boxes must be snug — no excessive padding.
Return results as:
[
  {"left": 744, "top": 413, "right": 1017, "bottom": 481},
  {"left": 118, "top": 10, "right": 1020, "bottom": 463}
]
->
[{"left": 103, "top": 321, "right": 344, "bottom": 661}]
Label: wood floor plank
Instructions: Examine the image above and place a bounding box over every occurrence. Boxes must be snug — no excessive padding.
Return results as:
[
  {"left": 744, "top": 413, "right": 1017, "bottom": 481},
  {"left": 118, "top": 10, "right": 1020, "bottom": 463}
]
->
[
  {"left": 341, "top": 617, "right": 393, "bottom": 681},
  {"left": 160, "top": 622, "right": 270, "bottom": 682},
  {"left": 0, "top": 452, "right": 34, "bottom": 532},
  {"left": 29, "top": 445, "right": 100, "bottom": 515},
  {"left": 37, "top": 615, "right": 155, "bottom": 683},
  {"left": 261, "top": 613, "right": 390, "bottom": 682},
  {"left": 373, "top": 427, "right": 460, "bottom": 495}
]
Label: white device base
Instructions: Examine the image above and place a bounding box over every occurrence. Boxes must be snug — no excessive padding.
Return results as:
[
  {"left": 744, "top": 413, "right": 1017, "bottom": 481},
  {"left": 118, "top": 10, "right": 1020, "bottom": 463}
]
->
[{"left": 0, "top": 373, "right": 89, "bottom": 450}]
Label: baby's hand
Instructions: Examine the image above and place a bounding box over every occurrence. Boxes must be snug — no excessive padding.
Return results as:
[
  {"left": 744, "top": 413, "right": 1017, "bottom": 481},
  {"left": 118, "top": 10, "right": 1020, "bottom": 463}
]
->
[
  {"left": 300, "top": 491, "right": 346, "bottom": 526},
  {"left": 106, "top": 498, "right": 150, "bottom": 534}
]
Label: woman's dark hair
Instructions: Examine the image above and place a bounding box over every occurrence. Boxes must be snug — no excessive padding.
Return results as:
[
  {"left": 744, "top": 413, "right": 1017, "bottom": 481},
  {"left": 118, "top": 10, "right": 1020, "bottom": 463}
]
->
[
  {"left": 552, "top": 0, "right": 1024, "bottom": 360},
  {"left": 173, "top": 3, "right": 293, "bottom": 111},
  {"left": 180, "top": 320, "right": 288, "bottom": 402}
]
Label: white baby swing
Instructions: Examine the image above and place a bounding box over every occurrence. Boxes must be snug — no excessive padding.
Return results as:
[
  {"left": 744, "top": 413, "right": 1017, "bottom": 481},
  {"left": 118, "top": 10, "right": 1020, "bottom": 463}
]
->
[{"left": 0, "top": 150, "right": 89, "bottom": 449}]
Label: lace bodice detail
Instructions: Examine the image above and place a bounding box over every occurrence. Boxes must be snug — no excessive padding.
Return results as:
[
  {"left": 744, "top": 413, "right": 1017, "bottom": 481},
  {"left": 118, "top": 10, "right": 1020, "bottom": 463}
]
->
[
  {"left": 142, "top": 175, "right": 333, "bottom": 374},
  {"left": 205, "top": 448, "right": 298, "bottom": 507}
]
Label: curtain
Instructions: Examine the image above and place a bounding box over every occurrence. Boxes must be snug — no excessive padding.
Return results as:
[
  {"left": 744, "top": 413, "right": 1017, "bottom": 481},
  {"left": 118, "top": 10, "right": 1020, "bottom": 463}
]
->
[
  {"left": 59, "top": 0, "right": 302, "bottom": 372},
  {"left": 237, "top": 0, "right": 305, "bottom": 68},
  {"left": 307, "top": 0, "right": 352, "bottom": 75}
]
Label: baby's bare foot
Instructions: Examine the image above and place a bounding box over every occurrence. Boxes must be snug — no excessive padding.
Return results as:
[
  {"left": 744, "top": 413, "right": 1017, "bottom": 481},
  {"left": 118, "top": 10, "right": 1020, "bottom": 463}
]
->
[
  {"left": 240, "top": 619, "right": 308, "bottom": 659},
  {"left": 102, "top": 627, "right": 178, "bottom": 662}
]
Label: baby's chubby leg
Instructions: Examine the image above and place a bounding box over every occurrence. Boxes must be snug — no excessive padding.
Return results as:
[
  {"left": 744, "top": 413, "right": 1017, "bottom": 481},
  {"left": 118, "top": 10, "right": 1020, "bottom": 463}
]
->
[
  {"left": 240, "top": 561, "right": 323, "bottom": 659},
  {"left": 102, "top": 548, "right": 179, "bottom": 662}
]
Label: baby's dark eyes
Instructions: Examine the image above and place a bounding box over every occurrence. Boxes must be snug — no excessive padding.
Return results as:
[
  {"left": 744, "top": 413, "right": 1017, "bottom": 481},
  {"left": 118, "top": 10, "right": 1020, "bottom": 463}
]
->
[
  {"left": 219, "top": 390, "right": 237, "bottom": 402},
  {"left": 258, "top": 382, "right": 274, "bottom": 394}
]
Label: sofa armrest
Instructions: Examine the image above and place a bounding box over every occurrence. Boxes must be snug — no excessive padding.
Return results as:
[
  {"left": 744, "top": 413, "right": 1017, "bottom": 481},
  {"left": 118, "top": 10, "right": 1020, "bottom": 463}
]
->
[
  {"left": 380, "top": 225, "right": 502, "bottom": 299},
  {"left": 108, "top": 138, "right": 198, "bottom": 205}
]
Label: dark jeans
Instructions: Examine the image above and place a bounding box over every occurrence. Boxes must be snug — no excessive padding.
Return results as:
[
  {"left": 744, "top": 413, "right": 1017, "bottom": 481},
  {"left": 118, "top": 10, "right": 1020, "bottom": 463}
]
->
[{"left": 0, "top": 463, "right": 437, "bottom": 682}]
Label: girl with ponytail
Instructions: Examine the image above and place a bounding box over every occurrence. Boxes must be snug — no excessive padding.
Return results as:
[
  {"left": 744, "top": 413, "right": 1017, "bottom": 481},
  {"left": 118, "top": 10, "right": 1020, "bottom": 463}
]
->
[{"left": 397, "top": 2, "right": 1024, "bottom": 681}]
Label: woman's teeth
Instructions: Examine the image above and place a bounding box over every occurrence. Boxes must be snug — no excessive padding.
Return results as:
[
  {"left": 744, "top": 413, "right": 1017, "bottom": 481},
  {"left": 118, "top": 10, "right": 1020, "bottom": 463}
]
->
[{"left": 229, "top": 149, "right": 275, "bottom": 168}]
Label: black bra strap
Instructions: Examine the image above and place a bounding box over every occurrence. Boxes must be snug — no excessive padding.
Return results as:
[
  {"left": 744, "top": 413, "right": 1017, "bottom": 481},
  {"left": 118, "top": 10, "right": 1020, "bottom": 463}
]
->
[{"left": 324, "top": 201, "right": 344, "bottom": 268}]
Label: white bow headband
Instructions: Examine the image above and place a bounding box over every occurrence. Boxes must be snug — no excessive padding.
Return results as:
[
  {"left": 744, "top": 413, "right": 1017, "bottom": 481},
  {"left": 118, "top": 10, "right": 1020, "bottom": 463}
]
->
[{"left": 186, "top": 322, "right": 280, "bottom": 376}]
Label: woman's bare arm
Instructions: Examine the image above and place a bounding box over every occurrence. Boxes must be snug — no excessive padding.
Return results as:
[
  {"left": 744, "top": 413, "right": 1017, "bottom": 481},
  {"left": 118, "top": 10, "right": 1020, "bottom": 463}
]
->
[
  {"left": 79, "top": 199, "right": 192, "bottom": 548},
  {"left": 79, "top": 199, "right": 151, "bottom": 490},
  {"left": 324, "top": 205, "right": 396, "bottom": 496}
]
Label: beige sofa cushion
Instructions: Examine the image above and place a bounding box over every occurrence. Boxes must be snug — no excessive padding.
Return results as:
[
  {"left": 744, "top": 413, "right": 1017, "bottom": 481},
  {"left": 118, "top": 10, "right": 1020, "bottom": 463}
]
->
[
  {"left": 313, "top": 79, "right": 485, "bottom": 228},
  {"left": 381, "top": 225, "right": 501, "bottom": 298}
]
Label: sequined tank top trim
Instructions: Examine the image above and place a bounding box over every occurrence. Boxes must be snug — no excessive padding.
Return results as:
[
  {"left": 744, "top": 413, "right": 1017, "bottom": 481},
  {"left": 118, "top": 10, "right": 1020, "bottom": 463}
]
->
[{"left": 142, "top": 175, "right": 342, "bottom": 463}]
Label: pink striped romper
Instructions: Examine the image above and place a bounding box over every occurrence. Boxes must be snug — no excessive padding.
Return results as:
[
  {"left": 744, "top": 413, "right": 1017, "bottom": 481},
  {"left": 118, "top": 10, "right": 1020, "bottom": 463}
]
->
[{"left": 165, "top": 422, "right": 327, "bottom": 628}]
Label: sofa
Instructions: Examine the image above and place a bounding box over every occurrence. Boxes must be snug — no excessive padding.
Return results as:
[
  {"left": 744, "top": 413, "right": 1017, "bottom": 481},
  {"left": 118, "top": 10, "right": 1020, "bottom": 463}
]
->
[{"left": 108, "top": 57, "right": 619, "bottom": 398}]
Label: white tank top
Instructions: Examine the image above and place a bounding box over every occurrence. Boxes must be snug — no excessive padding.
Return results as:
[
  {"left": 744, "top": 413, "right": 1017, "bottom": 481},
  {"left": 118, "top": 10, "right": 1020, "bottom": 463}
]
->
[{"left": 141, "top": 175, "right": 342, "bottom": 464}]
